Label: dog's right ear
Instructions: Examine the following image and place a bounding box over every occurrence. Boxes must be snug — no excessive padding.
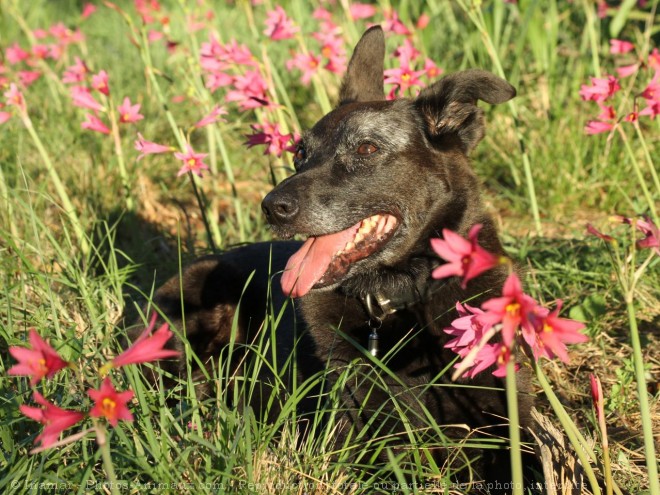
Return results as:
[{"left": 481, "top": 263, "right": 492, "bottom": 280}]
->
[
  {"left": 414, "top": 69, "right": 515, "bottom": 154},
  {"left": 338, "top": 26, "right": 385, "bottom": 105}
]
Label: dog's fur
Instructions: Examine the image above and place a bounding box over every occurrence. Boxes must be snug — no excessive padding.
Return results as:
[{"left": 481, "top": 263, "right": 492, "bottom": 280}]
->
[{"left": 138, "top": 27, "right": 534, "bottom": 490}]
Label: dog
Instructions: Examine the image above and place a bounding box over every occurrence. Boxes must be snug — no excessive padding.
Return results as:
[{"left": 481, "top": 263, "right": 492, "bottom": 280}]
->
[{"left": 138, "top": 26, "right": 534, "bottom": 491}]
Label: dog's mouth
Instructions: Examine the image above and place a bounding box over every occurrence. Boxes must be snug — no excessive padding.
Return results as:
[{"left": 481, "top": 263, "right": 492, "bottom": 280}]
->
[{"left": 281, "top": 214, "right": 399, "bottom": 298}]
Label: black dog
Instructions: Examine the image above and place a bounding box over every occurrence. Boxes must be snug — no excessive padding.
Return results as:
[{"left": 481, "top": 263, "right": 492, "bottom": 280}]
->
[{"left": 141, "top": 26, "right": 533, "bottom": 490}]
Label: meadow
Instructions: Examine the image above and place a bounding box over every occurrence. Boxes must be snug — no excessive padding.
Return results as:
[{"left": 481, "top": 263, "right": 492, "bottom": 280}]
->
[{"left": 0, "top": 0, "right": 659, "bottom": 493}]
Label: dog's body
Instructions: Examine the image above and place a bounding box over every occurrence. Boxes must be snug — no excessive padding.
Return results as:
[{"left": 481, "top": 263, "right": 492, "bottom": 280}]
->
[{"left": 143, "top": 27, "right": 533, "bottom": 489}]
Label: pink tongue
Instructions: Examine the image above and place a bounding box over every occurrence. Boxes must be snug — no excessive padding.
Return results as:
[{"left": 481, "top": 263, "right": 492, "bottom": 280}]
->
[{"left": 281, "top": 222, "right": 360, "bottom": 298}]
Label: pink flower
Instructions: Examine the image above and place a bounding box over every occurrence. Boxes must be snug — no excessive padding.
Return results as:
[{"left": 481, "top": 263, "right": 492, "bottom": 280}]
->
[
  {"left": 314, "top": 29, "right": 347, "bottom": 74},
  {"left": 134, "top": 0, "right": 161, "bottom": 23},
  {"left": 186, "top": 14, "right": 206, "bottom": 33},
  {"left": 245, "top": 122, "right": 295, "bottom": 157},
  {"left": 49, "top": 23, "right": 84, "bottom": 45},
  {"left": 194, "top": 105, "right": 227, "bottom": 128},
  {"left": 417, "top": 13, "right": 431, "bottom": 30},
  {"left": 624, "top": 111, "right": 638, "bottom": 123},
  {"left": 444, "top": 303, "right": 519, "bottom": 378},
  {"left": 286, "top": 52, "right": 321, "bottom": 85},
  {"left": 110, "top": 313, "right": 180, "bottom": 368},
  {"left": 640, "top": 99, "right": 660, "bottom": 119},
  {"left": 479, "top": 273, "right": 538, "bottom": 347},
  {"left": 8, "top": 329, "right": 69, "bottom": 385},
  {"left": 117, "top": 97, "right": 144, "bottom": 123},
  {"left": 81, "top": 113, "right": 111, "bottom": 134},
  {"left": 579, "top": 75, "right": 621, "bottom": 102},
  {"left": 394, "top": 39, "right": 421, "bottom": 65},
  {"left": 4, "top": 83, "right": 26, "bottom": 113},
  {"left": 62, "top": 57, "right": 88, "bottom": 84},
  {"left": 609, "top": 39, "right": 634, "bottom": 54},
  {"left": 532, "top": 300, "right": 588, "bottom": 363},
  {"left": 585, "top": 103, "right": 616, "bottom": 134},
  {"left": 47, "top": 43, "right": 64, "bottom": 61},
  {"left": 590, "top": 374, "right": 605, "bottom": 424},
  {"left": 384, "top": 62, "right": 426, "bottom": 97},
  {"left": 585, "top": 120, "right": 614, "bottom": 134},
  {"left": 473, "top": 343, "right": 516, "bottom": 378},
  {"left": 71, "top": 86, "right": 105, "bottom": 112},
  {"left": 91, "top": 70, "right": 110, "bottom": 95},
  {"left": 641, "top": 79, "right": 660, "bottom": 101},
  {"left": 19, "top": 392, "right": 84, "bottom": 448},
  {"left": 148, "top": 29, "right": 165, "bottom": 43},
  {"left": 635, "top": 216, "right": 660, "bottom": 255},
  {"left": 264, "top": 6, "right": 299, "bottom": 41},
  {"left": 423, "top": 58, "right": 443, "bottom": 80},
  {"left": 444, "top": 302, "right": 488, "bottom": 357},
  {"left": 430, "top": 224, "right": 502, "bottom": 289},
  {"left": 456, "top": 341, "right": 518, "bottom": 379},
  {"left": 18, "top": 71, "right": 41, "bottom": 87},
  {"left": 205, "top": 70, "right": 233, "bottom": 93},
  {"left": 210, "top": 38, "right": 257, "bottom": 67},
  {"left": 135, "top": 133, "right": 172, "bottom": 160},
  {"left": 82, "top": 3, "right": 97, "bottom": 19},
  {"left": 349, "top": 3, "right": 377, "bottom": 19},
  {"left": 596, "top": 104, "right": 616, "bottom": 121},
  {"left": 383, "top": 9, "right": 411, "bottom": 35},
  {"left": 88, "top": 378, "right": 134, "bottom": 427},
  {"left": 226, "top": 70, "right": 271, "bottom": 110},
  {"left": 6, "top": 43, "right": 30, "bottom": 65},
  {"left": 0, "top": 111, "right": 11, "bottom": 125},
  {"left": 175, "top": 145, "right": 209, "bottom": 177},
  {"left": 586, "top": 223, "right": 615, "bottom": 242},
  {"left": 32, "top": 44, "right": 50, "bottom": 59},
  {"left": 649, "top": 48, "right": 660, "bottom": 71}
]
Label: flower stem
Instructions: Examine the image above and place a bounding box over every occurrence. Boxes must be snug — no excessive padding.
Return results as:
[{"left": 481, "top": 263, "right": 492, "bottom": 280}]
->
[
  {"left": 625, "top": 299, "right": 660, "bottom": 495},
  {"left": 21, "top": 113, "right": 90, "bottom": 257},
  {"left": 506, "top": 359, "right": 524, "bottom": 495},
  {"left": 108, "top": 99, "right": 134, "bottom": 211},
  {"left": 632, "top": 120, "right": 660, "bottom": 205},
  {"left": 455, "top": 0, "right": 541, "bottom": 235},
  {"left": 94, "top": 422, "right": 120, "bottom": 495},
  {"left": 617, "top": 126, "right": 659, "bottom": 225},
  {"left": 599, "top": 413, "right": 614, "bottom": 495},
  {"left": 189, "top": 172, "right": 217, "bottom": 253},
  {"left": 136, "top": 31, "right": 221, "bottom": 250}
]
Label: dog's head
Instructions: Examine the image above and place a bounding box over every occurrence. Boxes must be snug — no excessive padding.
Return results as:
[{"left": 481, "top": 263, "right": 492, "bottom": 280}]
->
[{"left": 262, "top": 27, "right": 515, "bottom": 298}]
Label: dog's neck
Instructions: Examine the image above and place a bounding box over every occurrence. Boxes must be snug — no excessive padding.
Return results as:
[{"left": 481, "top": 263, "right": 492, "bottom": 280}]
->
[{"left": 340, "top": 250, "right": 441, "bottom": 317}]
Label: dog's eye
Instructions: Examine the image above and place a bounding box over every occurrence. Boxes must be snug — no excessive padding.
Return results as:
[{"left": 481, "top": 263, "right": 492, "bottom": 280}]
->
[
  {"left": 294, "top": 147, "right": 306, "bottom": 162},
  {"left": 356, "top": 143, "right": 378, "bottom": 156}
]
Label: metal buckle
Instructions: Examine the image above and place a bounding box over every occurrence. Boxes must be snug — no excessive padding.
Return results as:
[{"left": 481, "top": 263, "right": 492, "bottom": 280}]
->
[{"left": 364, "top": 292, "right": 397, "bottom": 322}]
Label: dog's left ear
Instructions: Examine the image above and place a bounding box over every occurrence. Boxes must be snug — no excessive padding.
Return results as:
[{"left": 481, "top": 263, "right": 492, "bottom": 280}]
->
[
  {"left": 414, "top": 69, "right": 515, "bottom": 154},
  {"left": 338, "top": 26, "right": 386, "bottom": 105}
]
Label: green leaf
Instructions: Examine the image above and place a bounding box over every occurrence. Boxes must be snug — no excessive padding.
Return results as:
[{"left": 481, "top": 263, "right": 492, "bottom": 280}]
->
[{"left": 609, "top": 0, "right": 638, "bottom": 38}]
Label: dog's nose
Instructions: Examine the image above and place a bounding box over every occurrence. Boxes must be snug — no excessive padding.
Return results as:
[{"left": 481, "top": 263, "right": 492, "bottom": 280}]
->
[{"left": 261, "top": 193, "right": 299, "bottom": 225}]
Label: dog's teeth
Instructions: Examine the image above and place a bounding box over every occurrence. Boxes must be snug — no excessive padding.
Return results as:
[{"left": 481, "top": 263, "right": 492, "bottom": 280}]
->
[
  {"left": 385, "top": 216, "right": 397, "bottom": 232},
  {"left": 376, "top": 216, "right": 386, "bottom": 233},
  {"left": 354, "top": 232, "right": 364, "bottom": 244},
  {"left": 344, "top": 241, "right": 355, "bottom": 252}
]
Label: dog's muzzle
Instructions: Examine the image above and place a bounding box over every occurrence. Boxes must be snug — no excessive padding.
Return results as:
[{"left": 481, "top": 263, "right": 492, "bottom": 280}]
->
[{"left": 261, "top": 191, "right": 299, "bottom": 227}]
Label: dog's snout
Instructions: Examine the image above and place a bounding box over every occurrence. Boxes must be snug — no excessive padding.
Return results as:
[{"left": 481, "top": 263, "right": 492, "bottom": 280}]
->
[{"left": 261, "top": 193, "right": 299, "bottom": 225}]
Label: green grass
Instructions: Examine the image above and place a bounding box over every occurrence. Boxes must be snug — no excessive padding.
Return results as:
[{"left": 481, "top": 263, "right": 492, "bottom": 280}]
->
[{"left": 1, "top": 0, "right": 659, "bottom": 493}]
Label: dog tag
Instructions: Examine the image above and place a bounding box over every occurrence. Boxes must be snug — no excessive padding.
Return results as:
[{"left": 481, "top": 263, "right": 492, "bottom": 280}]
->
[{"left": 368, "top": 330, "right": 379, "bottom": 357}]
